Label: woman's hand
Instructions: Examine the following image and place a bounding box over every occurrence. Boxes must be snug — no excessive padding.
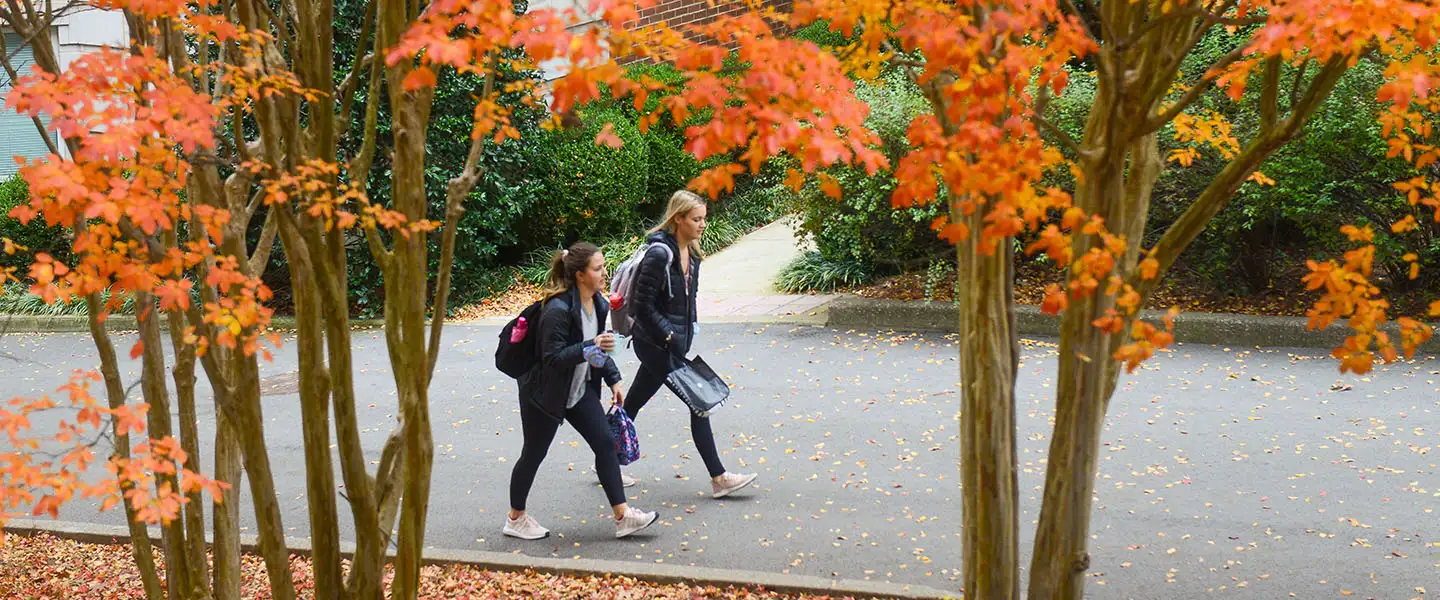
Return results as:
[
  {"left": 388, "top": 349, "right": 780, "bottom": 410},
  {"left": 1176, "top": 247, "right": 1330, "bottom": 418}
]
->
[
  {"left": 610, "top": 383, "right": 625, "bottom": 408},
  {"left": 594, "top": 332, "right": 616, "bottom": 353}
]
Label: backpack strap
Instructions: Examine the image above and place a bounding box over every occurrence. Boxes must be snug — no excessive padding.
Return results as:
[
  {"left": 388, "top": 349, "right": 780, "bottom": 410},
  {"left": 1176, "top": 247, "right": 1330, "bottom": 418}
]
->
[{"left": 647, "top": 242, "right": 676, "bottom": 299}]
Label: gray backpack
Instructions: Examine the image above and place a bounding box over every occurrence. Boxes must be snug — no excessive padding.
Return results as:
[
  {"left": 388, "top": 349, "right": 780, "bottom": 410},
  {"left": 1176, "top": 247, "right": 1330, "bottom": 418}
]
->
[{"left": 609, "top": 242, "right": 672, "bottom": 337}]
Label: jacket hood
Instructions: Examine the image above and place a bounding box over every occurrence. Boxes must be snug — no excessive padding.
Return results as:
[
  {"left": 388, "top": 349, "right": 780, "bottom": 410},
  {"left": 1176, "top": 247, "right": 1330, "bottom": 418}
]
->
[{"left": 646, "top": 229, "right": 678, "bottom": 250}]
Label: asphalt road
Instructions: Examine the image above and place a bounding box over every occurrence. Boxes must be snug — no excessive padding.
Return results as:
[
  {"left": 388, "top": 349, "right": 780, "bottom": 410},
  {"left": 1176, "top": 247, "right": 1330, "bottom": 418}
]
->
[{"left": 2, "top": 322, "right": 1438, "bottom": 599}]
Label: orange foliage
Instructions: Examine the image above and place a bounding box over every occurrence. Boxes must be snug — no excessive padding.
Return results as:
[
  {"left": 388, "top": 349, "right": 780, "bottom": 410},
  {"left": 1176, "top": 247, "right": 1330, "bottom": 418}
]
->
[{"left": 0, "top": 0, "right": 427, "bottom": 530}]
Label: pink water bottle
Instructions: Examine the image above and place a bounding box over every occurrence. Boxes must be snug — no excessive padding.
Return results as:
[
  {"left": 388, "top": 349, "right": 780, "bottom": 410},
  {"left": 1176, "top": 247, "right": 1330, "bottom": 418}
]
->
[{"left": 510, "top": 316, "right": 529, "bottom": 343}]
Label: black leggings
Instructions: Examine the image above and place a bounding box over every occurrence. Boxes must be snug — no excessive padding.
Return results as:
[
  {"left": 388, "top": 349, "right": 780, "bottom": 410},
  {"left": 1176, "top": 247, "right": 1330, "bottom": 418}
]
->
[
  {"left": 510, "top": 391, "right": 627, "bottom": 511},
  {"left": 625, "top": 362, "right": 727, "bottom": 478}
]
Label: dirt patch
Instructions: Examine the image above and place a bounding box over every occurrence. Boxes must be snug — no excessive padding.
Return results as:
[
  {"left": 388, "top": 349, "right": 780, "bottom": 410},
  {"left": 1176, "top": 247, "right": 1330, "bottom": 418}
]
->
[{"left": 452, "top": 274, "right": 545, "bottom": 321}]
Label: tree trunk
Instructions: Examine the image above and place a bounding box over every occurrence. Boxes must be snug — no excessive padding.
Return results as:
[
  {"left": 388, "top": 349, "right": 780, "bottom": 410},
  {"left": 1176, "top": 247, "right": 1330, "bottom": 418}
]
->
[
  {"left": 378, "top": 0, "right": 437, "bottom": 596},
  {"left": 134, "top": 294, "right": 196, "bottom": 600},
  {"left": 388, "top": 110, "right": 436, "bottom": 600},
  {"left": 86, "top": 294, "right": 166, "bottom": 600},
  {"left": 276, "top": 225, "right": 346, "bottom": 599},
  {"left": 227, "top": 354, "right": 298, "bottom": 600},
  {"left": 322, "top": 270, "right": 384, "bottom": 600},
  {"left": 211, "top": 389, "right": 243, "bottom": 600},
  {"left": 1028, "top": 126, "right": 1161, "bottom": 599},
  {"left": 167, "top": 310, "right": 210, "bottom": 598},
  {"left": 954, "top": 197, "right": 1022, "bottom": 599}
]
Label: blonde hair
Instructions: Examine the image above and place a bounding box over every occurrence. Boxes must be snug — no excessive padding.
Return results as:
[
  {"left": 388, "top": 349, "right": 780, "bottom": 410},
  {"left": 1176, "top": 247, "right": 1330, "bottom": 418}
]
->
[
  {"left": 540, "top": 241, "right": 602, "bottom": 298},
  {"left": 648, "top": 190, "right": 706, "bottom": 257}
]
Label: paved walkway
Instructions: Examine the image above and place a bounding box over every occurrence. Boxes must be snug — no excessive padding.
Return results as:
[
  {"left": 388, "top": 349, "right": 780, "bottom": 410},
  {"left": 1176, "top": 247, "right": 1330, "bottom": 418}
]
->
[
  {"left": 6, "top": 326, "right": 1439, "bottom": 598},
  {"left": 698, "top": 217, "right": 837, "bottom": 321}
]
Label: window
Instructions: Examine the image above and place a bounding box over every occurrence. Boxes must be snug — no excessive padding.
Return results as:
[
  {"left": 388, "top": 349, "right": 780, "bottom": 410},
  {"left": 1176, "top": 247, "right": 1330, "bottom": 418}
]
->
[{"left": 0, "top": 30, "right": 59, "bottom": 178}]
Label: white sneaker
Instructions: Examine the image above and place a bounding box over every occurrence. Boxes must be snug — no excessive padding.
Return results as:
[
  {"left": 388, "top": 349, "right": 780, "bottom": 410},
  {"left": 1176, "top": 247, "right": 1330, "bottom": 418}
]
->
[
  {"left": 503, "top": 513, "right": 550, "bottom": 540},
  {"left": 711, "top": 472, "right": 758, "bottom": 499},
  {"left": 615, "top": 506, "right": 659, "bottom": 538}
]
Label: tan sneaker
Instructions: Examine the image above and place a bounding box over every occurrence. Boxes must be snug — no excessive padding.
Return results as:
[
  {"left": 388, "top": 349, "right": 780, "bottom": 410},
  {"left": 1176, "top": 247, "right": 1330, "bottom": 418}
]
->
[
  {"left": 503, "top": 513, "right": 550, "bottom": 540},
  {"left": 615, "top": 506, "right": 659, "bottom": 538},
  {"left": 711, "top": 472, "right": 758, "bottom": 499}
]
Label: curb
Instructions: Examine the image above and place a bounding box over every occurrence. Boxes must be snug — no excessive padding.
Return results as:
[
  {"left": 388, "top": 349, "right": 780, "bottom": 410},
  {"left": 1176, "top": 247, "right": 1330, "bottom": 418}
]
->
[
  {"left": 826, "top": 296, "right": 1440, "bottom": 353},
  {"left": 0, "top": 312, "right": 832, "bottom": 335},
  {"left": 0, "top": 314, "right": 389, "bottom": 334},
  {"left": 2, "top": 518, "right": 958, "bottom": 600}
]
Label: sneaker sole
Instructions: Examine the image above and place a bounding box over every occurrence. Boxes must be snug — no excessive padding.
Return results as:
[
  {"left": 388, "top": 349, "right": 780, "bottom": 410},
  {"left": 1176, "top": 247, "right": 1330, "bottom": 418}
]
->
[
  {"left": 615, "top": 512, "right": 659, "bottom": 539},
  {"left": 503, "top": 528, "right": 550, "bottom": 541},
  {"left": 712, "top": 474, "right": 758, "bottom": 499}
]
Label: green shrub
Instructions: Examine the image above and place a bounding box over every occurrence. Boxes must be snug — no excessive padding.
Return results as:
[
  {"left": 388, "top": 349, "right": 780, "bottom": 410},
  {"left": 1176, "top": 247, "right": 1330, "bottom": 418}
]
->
[
  {"left": 788, "top": 69, "right": 946, "bottom": 283},
  {"left": 644, "top": 127, "right": 701, "bottom": 212},
  {"left": 792, "top": 19, "right": 851, "bottom": 48},
  {"left": 1037, "top": 30, "right": 1435, "bottom": 301},
  {"left": 0, "top": 175, "right": 69, "bottom": 275},
  {"left": 775, "top": 251, "right": 872, "bottom": 293},
  {"left": 527, "top": 105, "right": 650, "bottom": 247}
]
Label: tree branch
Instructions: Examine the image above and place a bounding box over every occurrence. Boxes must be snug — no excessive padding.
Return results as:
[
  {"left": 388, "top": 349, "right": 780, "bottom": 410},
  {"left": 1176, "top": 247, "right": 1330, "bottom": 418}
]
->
[
  {"left": 425, "top": 53, "right": 497, "bottom": 383},
  {"left": 1059, "top": 0, "right": 1103, "bottom": 44},
  {"left": 1259, "top": 57, "right": 1281, "bottom": 132},
  {"left": 1035, "top": 115, "right": 1082, "bottom": 157},
  {"left": 1116, "top": 7, "right": 1265, "bottom": 52},
  {"left": 0, "top": 31, "right": 61, "bottom": 157},
  {"left": 248, "top": 208, "right": 280, "bottom": 277},
  {"left": 1135, "top": 55, "right": 1349, "bottom": 301},
  {"left": 1141, "top": 41, "right": 1250, "bottom": 134},
  {"left": 1288, "top": 58, "right": 1309, "bottom": 110},
  {"left": 347, "top": 22, "right": 386, "bottom": 183}
]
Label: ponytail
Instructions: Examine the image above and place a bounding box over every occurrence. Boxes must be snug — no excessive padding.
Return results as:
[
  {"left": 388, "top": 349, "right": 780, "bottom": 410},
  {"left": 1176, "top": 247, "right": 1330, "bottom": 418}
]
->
[{"left": 540, "top": 241, "right": 601, "bottom": 298}]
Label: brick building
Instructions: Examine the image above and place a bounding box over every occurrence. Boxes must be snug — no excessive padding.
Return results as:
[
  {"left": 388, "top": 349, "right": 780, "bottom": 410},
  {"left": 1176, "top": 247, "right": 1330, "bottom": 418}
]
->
[
  {"left": 530, "top": 0, "right": 795, "bottom": 80},
  {"left": 627, "top": 0, "right": 794, "bottom": 41}
]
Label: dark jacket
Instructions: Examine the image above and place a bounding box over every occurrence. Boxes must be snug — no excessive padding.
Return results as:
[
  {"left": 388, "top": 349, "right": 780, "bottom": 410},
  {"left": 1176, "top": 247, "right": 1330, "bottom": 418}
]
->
[
  {"left": 519, "top": 287, "right": 623, "bottom": 422},
  {"left": 631, "top": 230, "right": 700, "bottom": 366}
]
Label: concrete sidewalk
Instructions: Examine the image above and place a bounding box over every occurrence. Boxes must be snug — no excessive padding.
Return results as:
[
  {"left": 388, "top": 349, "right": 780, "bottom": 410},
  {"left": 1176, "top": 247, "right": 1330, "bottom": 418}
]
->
[{"left": 699, "top": 217, "right": 837, "bottom": 321}]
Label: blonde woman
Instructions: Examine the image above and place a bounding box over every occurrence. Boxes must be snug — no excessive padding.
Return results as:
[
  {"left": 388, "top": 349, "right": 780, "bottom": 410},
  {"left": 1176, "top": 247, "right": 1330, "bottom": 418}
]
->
[
  {"left": 622, "top": 191, "right": 758, "bottom": 498},
  {"left": 506, "top": 241, "right": 659, "bottom": 540}
]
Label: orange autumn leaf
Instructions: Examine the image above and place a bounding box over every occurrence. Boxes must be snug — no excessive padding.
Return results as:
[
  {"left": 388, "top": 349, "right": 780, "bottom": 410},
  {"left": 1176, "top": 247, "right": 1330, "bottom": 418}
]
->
[
  {"left": 594, "top": 122, "right": 624, "bottom": 149},
  {"left": 401, "top": 66, "right": 437, "bottom": 92}
]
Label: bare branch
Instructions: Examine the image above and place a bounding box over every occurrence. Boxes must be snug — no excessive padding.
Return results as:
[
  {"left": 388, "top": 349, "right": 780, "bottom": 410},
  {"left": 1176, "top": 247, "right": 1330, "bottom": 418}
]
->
[
  {"left": 425, "top": 53, "right": 498, "bottom": 381},
  {"left": 337, "top": 0, "right": 378, "bottom": 130},
  {"left": 248, "top": 208, "right": 280, "bottom": 277},
  {"left": 347, "top": 24, "right": 386, "bottom": 183}
]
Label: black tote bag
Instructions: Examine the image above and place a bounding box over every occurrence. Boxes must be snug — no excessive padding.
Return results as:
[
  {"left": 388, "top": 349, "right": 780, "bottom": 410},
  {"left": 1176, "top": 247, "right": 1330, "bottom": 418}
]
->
[{"left": 663, "top": 355, "right": 729, "bottom": 417}]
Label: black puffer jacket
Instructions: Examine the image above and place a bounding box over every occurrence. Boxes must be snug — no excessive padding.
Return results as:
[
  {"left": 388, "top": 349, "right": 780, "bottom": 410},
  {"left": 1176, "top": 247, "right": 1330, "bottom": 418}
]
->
[
  {"left": 631, "top": 230, "right": 699, "bottom": 360},
  {"left": 518, "top": 287, "right": 623, "bottom": 423}
]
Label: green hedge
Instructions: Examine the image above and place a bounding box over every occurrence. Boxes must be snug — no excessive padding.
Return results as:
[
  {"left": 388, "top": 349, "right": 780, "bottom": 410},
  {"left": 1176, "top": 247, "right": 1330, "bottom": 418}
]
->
[
  {"left": 787, "top": 68, "right": 946, "bottom": 285},
  {"left": 0, "top": 175, "right": 69, "bottom": 275}
]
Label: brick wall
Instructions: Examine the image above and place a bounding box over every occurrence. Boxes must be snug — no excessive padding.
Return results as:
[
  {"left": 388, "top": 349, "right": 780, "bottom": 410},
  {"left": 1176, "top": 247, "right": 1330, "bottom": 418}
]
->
[{"left": 624, "top": 0, "right": 794, "bottom": 46}]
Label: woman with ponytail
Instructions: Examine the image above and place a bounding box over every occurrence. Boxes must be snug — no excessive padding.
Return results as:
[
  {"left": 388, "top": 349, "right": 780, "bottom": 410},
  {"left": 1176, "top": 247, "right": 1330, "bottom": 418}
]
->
[{"left": 504, "top": 241, "right": 659, "bottom": 540}]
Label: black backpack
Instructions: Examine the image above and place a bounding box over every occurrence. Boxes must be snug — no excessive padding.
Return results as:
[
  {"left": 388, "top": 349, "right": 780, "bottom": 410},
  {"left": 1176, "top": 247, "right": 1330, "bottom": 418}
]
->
[{"left": 495, "top": 300, "right": 544, "bottom": 379}]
